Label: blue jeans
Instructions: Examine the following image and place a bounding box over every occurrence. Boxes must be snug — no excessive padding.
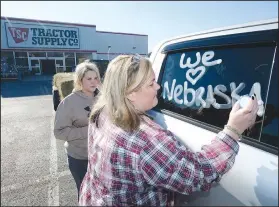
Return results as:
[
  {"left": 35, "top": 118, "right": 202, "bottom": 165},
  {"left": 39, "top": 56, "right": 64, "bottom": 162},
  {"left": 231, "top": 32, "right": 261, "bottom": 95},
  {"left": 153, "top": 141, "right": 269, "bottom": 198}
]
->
[{"left": 67, "top": 155, "right": 88, "bottom": 200}]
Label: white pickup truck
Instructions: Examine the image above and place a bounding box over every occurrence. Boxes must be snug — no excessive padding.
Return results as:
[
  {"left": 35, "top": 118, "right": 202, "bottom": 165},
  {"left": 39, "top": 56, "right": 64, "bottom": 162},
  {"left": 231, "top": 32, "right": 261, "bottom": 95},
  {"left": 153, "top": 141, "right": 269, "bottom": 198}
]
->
[{"left": 148, "top": 19, "right": 278, "bottom": 206}]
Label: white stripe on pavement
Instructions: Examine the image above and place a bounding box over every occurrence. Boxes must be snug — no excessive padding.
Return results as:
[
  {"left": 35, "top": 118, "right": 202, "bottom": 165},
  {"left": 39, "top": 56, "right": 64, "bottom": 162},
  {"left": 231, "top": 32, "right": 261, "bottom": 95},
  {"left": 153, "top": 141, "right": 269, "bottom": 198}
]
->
[
  {"left": 1, "top": 112, "right": 71, "bottom": 205},
  {"left": 48, "top": 113, "right": 59, "bottom": 206}
]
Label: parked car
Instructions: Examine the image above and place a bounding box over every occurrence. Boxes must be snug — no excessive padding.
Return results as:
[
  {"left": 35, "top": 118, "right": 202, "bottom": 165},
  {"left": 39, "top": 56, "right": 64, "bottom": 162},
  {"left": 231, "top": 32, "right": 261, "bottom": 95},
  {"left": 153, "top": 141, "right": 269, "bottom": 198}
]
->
[{"left": 148, "top": 18, "right": 278, "bottom": 206}]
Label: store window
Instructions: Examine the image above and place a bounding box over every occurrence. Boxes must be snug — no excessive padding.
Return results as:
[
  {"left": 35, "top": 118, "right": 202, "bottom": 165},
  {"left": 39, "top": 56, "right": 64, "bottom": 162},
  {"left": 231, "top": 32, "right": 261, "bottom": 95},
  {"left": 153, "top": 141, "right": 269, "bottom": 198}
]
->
[
  {"left": 15, "top": 58, "right": 29, "bottom": 69},
  {"left": 30, "top": 59, "right": 41, "bottom": 74},
  {"left": 1, "top": 51, "right": 14, "bottom": 65},
  {"left": 15, "top": 52, "right": 28, "bottom": 58},
  {"left": 1, "top": 51, "right": 15, "bottom": 78},
  {"left": 76, "top": 53, "right": 92, "bottom": 64},
  {"left": 55, "top": 59, "right": 65, "bottom": 73},
  {"left": 14, "top": 52, "right": 29, "bottom": 71},
  {"left": 65, "top": 52, "right": 75, "bottom": 72},
  {"left": 65, "top": 52, "right": 75, "bottom": 58},
  {"left": 157, "top": 44, "right": 276, "bottom": 142},
  {"left": 28, "top": 52, "right": 46, "bottom": 57},
  {"left": 47, "top": 52, "right": 64, "bottom": 57}
]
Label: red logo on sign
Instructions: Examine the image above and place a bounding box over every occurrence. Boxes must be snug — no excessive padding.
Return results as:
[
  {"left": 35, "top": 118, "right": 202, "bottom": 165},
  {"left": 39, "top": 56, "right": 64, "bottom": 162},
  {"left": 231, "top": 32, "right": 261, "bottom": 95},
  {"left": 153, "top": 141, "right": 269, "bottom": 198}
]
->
[{"left": 8, "top": 27, "right": 29, "bottom": 43}]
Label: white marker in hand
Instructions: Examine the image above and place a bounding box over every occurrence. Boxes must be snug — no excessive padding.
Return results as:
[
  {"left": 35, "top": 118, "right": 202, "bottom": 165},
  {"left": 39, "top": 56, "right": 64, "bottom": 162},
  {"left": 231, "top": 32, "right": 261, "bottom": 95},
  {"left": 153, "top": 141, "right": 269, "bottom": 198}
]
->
[
  {"left": 239, "top": 95, "right": 251, "bottom": 109},
  {"left": 239, "top": 95, "right": 264, "bottom": 117}
]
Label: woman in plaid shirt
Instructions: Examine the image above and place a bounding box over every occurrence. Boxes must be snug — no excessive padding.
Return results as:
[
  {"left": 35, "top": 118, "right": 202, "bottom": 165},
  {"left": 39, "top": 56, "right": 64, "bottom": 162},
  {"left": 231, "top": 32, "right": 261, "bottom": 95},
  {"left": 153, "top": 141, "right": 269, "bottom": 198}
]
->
[{"left": 79, "top": 55, "right": 258, "bottom": 206}]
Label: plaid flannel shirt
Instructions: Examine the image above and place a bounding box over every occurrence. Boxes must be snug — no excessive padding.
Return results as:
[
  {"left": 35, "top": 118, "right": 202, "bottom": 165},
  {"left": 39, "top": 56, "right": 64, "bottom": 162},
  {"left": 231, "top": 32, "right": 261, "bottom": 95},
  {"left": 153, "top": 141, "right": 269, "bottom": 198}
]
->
[{"left": 79, "top": 112, "right": 239, "bottom": 206}]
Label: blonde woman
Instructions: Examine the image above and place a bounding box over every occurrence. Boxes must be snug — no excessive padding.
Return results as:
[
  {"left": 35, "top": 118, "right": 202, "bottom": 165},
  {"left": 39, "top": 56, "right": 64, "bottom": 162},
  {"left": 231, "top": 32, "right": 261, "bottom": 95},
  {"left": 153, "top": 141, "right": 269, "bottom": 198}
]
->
[
  {"left": 54, "top": 60, "right": 100, "bottom": 200},
  {"left": 79, "top": 55, "right": 258, "bottom": 206}
]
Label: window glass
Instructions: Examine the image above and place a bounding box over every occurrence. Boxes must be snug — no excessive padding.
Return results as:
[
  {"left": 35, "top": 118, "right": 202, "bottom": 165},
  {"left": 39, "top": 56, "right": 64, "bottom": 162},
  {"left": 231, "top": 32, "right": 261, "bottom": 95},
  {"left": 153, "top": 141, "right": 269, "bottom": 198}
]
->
[
  {"left": 28, "top": 52, "right": 46, "bottom": 57},
  {"left": 1, "top": 51, "right": 14, "bottom": 58},
  {"left": 260, "top": 49, "right": 278, "bottom": 148},
  {"left": 15, "top": 52, "right": 27, "bottom": 58},
  {"left": 47, "top": 52, "right": 63, "bottom": 57},
  {"left": 31, "top": 59, "right": 40, "bottom": 67},
  {"left": 65, "top": 57, "right": 75, "bottom": 67},
  {"left": 56, "top": 60, "right": 64, "bottom": 66},
  {"left": 56, "top": 67, "right": 64, "bottom": 73},
  {"left": 158, "top": 44, "right": 275, "bottom": 141},
  {"left": 1, "top": 52, "right": 14, "bottom": 65},
  {"left": 15, "top": 58, "right": 29, "bottom": 68},
  {"left": 11, "top": 52, "right": 29, "bottom": 72},
  {"left": 76, "top": 53, "right": 92, "bottom": 64},
  {"left": 65, "top": 52, "right": 75, "bottom": 58},
  {"left": 66, "top": 66, "right": 74, "bottom": 72},
  {"left": 1, "top": 52, "right": 15, "bottom": 77}
]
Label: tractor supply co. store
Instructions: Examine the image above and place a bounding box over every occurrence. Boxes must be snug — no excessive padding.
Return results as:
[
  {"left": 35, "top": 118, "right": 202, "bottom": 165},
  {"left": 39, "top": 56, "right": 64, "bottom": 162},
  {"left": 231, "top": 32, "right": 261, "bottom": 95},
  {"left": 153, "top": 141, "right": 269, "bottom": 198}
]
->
[{"left": 1, "top": 16, "right": 148, "bottom": 78}]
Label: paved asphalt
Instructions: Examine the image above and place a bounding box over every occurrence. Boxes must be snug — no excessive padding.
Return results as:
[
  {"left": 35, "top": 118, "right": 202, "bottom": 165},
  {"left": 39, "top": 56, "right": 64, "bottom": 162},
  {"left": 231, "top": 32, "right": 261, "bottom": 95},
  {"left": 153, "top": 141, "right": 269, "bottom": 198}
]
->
[{"left": 1, "top": 78, "right": 78, "bottom": 206}]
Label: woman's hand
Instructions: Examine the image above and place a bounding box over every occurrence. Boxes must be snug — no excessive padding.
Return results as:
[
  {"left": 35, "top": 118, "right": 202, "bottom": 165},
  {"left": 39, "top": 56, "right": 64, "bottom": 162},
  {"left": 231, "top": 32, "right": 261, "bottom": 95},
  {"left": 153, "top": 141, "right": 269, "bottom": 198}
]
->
[{"left": 224, "top": 94, "right": 259, "bottom": 141}]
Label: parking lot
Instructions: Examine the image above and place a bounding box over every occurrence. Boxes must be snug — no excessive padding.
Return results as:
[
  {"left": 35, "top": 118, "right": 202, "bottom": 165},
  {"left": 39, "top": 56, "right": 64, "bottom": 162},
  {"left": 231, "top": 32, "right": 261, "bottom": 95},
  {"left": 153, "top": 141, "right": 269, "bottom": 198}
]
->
[{"left": 1, "top": 77, "right": 78, "bottom": 206}]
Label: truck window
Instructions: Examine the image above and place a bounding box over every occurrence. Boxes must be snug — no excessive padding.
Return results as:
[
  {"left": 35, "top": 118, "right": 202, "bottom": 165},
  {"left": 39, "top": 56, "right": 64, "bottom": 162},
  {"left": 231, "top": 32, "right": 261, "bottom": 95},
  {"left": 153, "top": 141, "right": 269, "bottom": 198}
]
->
[{"left": 157, "top": 44, "right": 276, "bottom": 143}]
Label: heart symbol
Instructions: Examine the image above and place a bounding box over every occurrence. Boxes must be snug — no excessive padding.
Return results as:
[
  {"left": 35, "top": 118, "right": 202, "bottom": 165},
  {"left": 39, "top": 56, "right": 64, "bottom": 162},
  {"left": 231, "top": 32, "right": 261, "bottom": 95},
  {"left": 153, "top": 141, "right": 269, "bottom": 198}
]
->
[{"left": 186, "top": 66, "right": 206, "bottom": 85}]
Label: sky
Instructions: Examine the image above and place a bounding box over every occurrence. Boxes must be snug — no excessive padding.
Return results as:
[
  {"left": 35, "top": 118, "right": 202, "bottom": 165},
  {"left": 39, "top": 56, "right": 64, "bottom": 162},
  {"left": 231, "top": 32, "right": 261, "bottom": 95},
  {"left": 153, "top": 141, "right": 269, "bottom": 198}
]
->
[{"left": 1, "top": 1, "right": 278, "bottom": 52}]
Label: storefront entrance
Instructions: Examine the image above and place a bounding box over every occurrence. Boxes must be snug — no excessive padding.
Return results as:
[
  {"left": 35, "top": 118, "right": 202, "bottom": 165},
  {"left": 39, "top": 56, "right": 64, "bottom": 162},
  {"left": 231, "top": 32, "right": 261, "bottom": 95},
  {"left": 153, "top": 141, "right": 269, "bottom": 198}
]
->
[
  {"left": 29, "top": 57, "right": 65, "bottom": 75},
  {"left": 41, "top": 60, "right": 56, "bottom": 74}
]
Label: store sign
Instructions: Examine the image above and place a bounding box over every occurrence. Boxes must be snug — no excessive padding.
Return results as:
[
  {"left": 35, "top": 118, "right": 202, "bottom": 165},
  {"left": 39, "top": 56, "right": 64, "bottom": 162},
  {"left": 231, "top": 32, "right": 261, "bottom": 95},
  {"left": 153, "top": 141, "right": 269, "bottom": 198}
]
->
[{"left": 5, "top": 22, "right": 80, "bottom": 49}]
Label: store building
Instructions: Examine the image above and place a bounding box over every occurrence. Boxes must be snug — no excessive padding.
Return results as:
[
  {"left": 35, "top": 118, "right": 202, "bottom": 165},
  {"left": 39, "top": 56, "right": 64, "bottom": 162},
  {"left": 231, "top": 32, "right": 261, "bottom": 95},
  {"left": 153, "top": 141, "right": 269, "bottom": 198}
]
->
[{"left": 1, "top": 16, "right": 148, "bottom": 78}]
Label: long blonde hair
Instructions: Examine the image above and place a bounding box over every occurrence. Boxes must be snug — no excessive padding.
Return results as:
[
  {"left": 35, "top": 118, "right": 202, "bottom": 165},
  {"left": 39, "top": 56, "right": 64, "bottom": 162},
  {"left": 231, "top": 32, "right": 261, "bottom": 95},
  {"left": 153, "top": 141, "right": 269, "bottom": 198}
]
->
[
  {"left": 90, "top": 55, "right": 153, "bottom": 132},
  {"left": 73, "top": 60, "right": 101, "bottom": 92}
]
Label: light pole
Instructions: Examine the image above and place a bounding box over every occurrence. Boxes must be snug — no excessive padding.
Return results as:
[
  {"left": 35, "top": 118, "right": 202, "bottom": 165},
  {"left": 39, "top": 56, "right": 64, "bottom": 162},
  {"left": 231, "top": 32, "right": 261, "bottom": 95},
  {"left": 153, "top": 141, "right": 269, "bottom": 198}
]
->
[{"left": 108, "top": 46, "right": 111, "bottom": 61}]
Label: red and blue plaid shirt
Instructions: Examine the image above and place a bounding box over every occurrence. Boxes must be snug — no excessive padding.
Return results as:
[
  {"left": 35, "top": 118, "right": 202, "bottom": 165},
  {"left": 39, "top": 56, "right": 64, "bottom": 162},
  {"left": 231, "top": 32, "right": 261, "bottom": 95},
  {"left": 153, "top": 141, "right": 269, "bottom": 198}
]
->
[{"left": 79, "top": 112, "right": 239, "bottom": 206}]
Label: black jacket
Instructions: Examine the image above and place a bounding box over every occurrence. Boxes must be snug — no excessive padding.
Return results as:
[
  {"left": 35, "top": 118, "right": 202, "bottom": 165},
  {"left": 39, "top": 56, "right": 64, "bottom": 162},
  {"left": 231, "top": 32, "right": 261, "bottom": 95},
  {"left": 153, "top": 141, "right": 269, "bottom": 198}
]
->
[{"left": 53, "top": 89, "right": 61, "bottom": 111}]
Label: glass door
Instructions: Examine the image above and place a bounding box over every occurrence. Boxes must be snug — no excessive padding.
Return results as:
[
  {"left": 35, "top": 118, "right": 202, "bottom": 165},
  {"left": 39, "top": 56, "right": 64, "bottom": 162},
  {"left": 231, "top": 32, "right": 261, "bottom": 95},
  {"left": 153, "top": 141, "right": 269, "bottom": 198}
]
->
[
  {"left": 30, "top": 58, "right": 41, "bottom": 75},
  {"left": 55, "top": 58, "right": 65, "bottom": 73}
]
